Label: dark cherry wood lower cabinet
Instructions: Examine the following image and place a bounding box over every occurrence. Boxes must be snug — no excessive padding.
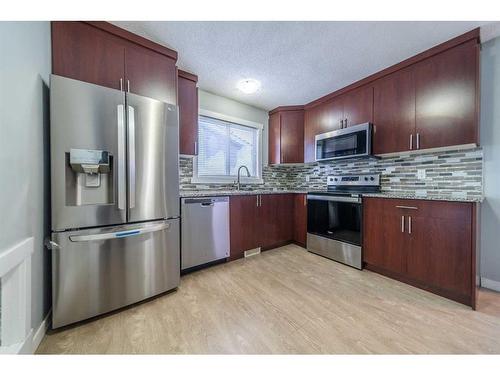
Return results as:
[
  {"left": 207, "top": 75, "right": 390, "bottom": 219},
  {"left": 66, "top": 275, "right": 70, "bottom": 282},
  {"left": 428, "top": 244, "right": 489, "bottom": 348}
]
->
[
  {"left": 363, "top": 197, "right": 477, "bottom": 308},
  {"left": 229, "top": 195, "right": 260, "bottom": 261},
  {"left": 260, "top": 194, "right": 294, "bottom": 250},
  {"left": 229, "top": 194, "right": 297, "bottom": 260},
  {"left": 293, "top": 194, "right": 307, "bottom": 247}
]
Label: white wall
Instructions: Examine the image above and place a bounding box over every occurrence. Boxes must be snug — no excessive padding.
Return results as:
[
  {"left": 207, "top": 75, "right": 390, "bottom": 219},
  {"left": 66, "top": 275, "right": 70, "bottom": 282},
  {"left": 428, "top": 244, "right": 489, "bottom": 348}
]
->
[
  {"left": 480, "top": 35, "right": 500, "bottom": 289},
  {"left": 198, "top": 89, "right": 269, "bottom": 165},
  {"left": 0, "top": 22, "right": 51, "bottom": 334}
]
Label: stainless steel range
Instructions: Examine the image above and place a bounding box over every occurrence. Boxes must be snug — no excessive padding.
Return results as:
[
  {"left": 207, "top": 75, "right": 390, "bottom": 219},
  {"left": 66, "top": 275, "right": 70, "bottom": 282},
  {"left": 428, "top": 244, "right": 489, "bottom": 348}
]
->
[{"left": 306, "top": 174, "right": 380, "bottom": 269}]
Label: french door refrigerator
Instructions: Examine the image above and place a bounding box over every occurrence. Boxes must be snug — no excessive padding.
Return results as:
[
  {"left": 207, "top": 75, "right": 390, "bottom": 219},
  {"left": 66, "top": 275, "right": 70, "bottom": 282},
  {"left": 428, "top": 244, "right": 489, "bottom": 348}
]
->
[{"left": 49, "top": 75, "right": 180, "bottom": 328}]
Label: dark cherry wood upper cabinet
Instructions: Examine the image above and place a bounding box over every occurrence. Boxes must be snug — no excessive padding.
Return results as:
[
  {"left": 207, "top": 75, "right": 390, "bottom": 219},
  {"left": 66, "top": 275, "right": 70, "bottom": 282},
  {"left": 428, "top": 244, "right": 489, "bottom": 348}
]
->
[
  {"left": 178, "top": 70, "right": 199, "bottom": 155},
  {"left": 342, "top": 85, "right": 373, "bottom": 127},
  {"left": 268, "top": 112, "right": 281, "bottom": 165},
  {"left": 373, "top": 67, "right": 416, "bottom": 154},
  {"left": 293, "top": 194, "right": 307, "bottom": 248},
  {"left": 415, "top": 39, "right": 479, "bottom": 149},
  {"left": 124, "top": 42, "right": 177, "bottom": 104},
  {"left": 229, "top": 195, "right": 260, "bottom": 261},
  {"left": 52, "top": 21, "right": 125, "bottom": 90},
  {"left": 304, "top": 105, "right": 321, "bottom": 163},
  {"left": 52, "top": 21, "right": 178, "bottom": 104},
  {"left": 280, "top": 110, "right": 304, "bottom": 163},
  {"left": 268, "top": 108, "right": 304, "bottom": 165}
]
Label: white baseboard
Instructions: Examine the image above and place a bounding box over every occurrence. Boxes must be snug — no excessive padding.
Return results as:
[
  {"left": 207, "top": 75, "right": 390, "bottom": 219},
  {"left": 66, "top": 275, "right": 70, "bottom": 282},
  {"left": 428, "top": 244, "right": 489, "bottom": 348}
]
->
[
  {"left": 481, "top": 277, "right": 500, "bottom": 293},
  {"left": 31, "top": 311, "right": 51, "bottom": 354},
  {"left": 0, "top": 311, "right": 50, "bottom": 354}
]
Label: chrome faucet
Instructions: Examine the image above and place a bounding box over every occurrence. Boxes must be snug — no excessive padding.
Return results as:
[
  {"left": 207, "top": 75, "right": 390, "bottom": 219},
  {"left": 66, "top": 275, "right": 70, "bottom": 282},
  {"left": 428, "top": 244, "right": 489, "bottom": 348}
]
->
[{"left": 236, "top": 165, "right": 250, "bottom": 190}]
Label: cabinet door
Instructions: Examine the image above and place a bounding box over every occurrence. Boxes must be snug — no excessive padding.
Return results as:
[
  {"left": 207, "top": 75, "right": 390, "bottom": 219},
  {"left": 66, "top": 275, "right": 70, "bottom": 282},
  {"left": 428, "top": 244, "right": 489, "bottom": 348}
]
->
[
  {"left": 125, "top": 43, "right": 177, "bottom": 104},
  {"left": 178, "top": 74, "right": 198, "bottom": 155},
  {"left": 229, "top": 195, "right": 260, "bottom": 260},
  {"left": 52, "top": 21, "right": 125, "bottom": 90},
  {"left": 373, "top": 68, "right": 415, "bottom": 154},
  {"left": 260, "top": 194, "right": 294, "bottom": 250},
  {"left": 293, "top": 194, "right": 307, "bottom": 247},
  {"left": 363, "top": 198, "right": 406, "bottom": 274},
  {"left": 280, "top": 110, "right": 304, "bottom": 164},
  {"left": 268, "top": 112, "right": 281, "bottom": 164},
  {"left": 342, "top": 86, "right": 373, "bottom": 127},
  {"left": 406, "top": 202, "right": 472, "bottom": 300},
  {"left": 415, "top": 40, "right": 479, "bottom": 149}
]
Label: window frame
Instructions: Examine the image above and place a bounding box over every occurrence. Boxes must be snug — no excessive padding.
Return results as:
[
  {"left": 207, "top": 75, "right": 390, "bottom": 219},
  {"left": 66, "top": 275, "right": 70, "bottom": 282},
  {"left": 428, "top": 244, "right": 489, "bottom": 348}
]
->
[{"left": 192, "top": 109, "right": 264, "bottom": 185}]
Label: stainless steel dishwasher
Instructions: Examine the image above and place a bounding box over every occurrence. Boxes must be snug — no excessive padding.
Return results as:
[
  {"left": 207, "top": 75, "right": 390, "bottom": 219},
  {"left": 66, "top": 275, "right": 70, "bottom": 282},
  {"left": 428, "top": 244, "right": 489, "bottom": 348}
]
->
[{"left": 181, "top": 196, "right": 230, "bottom": 270}]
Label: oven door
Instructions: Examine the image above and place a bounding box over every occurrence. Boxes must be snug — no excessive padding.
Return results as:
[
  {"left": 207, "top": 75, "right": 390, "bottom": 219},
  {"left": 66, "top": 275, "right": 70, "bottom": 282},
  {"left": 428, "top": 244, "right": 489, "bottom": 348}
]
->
[
  {"left": 315, "top": 122, "right": 371, "bottom": 161},
  {"left": 306, "top": 194, "right": 363, "bottom": 269}
]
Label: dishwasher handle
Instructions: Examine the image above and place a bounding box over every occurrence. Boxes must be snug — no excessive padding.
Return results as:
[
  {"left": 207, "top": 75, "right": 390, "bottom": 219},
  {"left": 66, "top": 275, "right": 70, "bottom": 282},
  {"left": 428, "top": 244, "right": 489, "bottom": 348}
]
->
[{"left": 183, "top": 197, "right": 229, "bottom": 205}]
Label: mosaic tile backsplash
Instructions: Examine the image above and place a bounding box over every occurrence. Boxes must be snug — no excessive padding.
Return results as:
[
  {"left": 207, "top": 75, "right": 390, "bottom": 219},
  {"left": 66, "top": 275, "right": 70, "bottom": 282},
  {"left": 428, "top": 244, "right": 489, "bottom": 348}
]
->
[{"left": 180, "top": 147, "right": 483, "bottom": 200}]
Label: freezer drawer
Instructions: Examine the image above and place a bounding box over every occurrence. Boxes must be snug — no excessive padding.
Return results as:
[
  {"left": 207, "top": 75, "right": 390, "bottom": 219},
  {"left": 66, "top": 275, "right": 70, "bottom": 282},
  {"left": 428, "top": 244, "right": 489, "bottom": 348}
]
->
[
  {"left": 51, "top": 219, "right": 180, "bottom": 328},
  {"left": 181, "top": 197, "right": 230, "bottom": 270}
]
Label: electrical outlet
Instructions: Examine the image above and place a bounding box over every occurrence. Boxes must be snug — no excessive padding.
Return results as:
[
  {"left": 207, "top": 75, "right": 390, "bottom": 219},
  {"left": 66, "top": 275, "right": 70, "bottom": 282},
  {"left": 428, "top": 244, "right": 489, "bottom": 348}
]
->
[
  {"left": 305, "top": 175, "right": 310, "bottom": 182},
  {"left": 417, "top": 169, "right": 426, "bottom": 180}
]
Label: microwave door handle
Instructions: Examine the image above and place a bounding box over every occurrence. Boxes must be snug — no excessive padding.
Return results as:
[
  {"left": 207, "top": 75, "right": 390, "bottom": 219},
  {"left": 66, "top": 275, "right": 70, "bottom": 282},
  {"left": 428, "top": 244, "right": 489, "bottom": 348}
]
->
[
  {"left": 117, "top": 104, "right": 126, "bottom": 210},
  {"left": 128, "top": 105, "right": 136, "bottom": 209}
]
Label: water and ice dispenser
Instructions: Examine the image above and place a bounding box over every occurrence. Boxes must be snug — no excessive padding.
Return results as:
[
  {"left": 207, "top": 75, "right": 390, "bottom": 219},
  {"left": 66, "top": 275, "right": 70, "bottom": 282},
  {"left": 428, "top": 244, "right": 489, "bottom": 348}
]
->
[{"left": 65, "top": 148, "right": 114, "bottom": 206}]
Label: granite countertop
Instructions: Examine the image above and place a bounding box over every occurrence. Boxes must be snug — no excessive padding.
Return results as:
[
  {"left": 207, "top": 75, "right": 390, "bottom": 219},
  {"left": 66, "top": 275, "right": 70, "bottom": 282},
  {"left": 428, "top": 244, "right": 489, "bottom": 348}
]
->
[
  {"left": 180, "top": 189, "right": 483, "bottom": 203},
  {"left": 180, "top": 189, "right": 307, "bottom": 198},
  {"left": 362, "top": 192, "right": 483, "bottom": 203}
]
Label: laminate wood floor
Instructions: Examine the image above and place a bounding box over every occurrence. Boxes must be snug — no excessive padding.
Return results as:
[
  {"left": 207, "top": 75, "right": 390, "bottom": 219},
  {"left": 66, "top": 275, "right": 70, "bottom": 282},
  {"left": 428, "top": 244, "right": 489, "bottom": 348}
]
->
[{"left": 37, "top": 245, "right": 500, "bottom": 354}]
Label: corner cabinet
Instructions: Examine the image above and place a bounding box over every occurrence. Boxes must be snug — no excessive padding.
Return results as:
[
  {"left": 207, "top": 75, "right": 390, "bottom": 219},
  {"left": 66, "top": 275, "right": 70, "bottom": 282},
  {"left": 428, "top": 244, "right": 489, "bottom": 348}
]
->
[
  {"left": 178, "top": 70, "right": 199, "bottom": 155},
  {"left": 52, "top": 21, "right": 178, "bottom": 103},
  {"left": 363, "top": 197, "right": 478, "bottom": 308},
  {"left": 268, "top": 107, "right": 304, "bottom": 164}
]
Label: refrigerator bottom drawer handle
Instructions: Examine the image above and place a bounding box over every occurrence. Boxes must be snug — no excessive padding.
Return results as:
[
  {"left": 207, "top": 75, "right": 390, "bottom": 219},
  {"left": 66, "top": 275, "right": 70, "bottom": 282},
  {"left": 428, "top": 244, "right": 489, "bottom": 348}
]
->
[
  {"left": 69, "top": 222, "right": 170, "bottom": 242},
  {"left": 115, "top": 230, "right": 141, "bottom": 238}
]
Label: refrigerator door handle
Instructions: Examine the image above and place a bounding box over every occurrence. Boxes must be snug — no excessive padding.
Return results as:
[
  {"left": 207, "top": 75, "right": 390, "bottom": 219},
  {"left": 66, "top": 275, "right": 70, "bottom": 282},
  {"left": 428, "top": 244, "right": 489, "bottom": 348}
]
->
[
  {"left": 69, "top": 222, "right": 171, "bottom": 242},
  {"left": 128, "top": 105, "right": 136, "bottom": 209},
  {"left": 117, "top": 104, "right": 126, "bottom": 210}
]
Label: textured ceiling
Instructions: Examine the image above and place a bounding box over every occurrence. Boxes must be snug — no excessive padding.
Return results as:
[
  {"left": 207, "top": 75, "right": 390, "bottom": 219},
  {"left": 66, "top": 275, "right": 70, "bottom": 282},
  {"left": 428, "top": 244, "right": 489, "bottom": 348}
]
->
[{"left": 113, "top": 21, "right": 486, "bottom": 110}]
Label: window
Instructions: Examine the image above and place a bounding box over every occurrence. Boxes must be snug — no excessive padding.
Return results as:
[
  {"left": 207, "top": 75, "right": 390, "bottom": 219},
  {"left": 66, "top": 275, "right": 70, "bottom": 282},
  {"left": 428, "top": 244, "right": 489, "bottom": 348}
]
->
[{"left": 193, "top": 111, "right": 263, "bottom": 184}]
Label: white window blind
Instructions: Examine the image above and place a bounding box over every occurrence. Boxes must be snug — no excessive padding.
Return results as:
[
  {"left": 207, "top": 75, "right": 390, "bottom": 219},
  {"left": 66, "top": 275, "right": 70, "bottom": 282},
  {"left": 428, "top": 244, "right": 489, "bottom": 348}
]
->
[{"left": 197, "top": 115, "right": 259, "bottom": 178}]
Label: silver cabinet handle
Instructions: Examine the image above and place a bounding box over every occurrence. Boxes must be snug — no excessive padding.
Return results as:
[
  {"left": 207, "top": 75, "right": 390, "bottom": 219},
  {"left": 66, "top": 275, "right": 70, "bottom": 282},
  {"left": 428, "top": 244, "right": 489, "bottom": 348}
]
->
[
  {"left": 340, "top": 119, "right": 343, "bottom": 129},
  {"left": 416, "top": 133, "right": 420, "bottom": 149},
  {"left": 117, "top": 104, "right": 126, "bottom": 210},
  {"left": 408, "top": 216, "right": 412, "bottom": 234},
  {"left": 128, "top": 105, "right": 136, "bottom": 209},
  {"left": 69, "top": 222, "right": 170, "bottom": 242},
  {"left": 119, "top": 78, "right": 123, "bottom": 91},
  {"left": 194, "top": 141, "right": 198, "bottom": 155},
  {"left": 401, "top": 215, "right": 405, "bottom": 233},
  {"left": 304, "top": 194, "right": 307, "bottom": 206},
  {"left": 127, "top": 79, "right": 130, "bottom": 93},
  {"left": 345, "top": 118, "right": 348, "bottom": 128},
  {"left": 409, "top": 134, "right": 413, "bottom": 150},
  {"left": 256, "top": 195, "right": 259, "bottom": 207},
  {"left": 259, "top": 195, "right": 262, "bottom": 207},
  {"left": 396, "top": 205, "right": 418, "bottom": 210}
]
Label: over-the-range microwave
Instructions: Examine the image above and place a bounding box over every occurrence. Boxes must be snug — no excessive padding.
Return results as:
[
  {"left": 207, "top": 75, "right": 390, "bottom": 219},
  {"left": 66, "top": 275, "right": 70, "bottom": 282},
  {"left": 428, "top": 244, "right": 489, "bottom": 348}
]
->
[{"left": 315, "top": 122, "right": 373, "bottom": 161}]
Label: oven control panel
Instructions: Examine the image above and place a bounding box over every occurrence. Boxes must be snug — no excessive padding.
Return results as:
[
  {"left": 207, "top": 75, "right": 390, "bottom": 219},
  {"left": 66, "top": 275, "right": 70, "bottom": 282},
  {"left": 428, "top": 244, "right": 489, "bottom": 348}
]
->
[{"left": 327, "top": 174, "right": 380, "bottom": 186}]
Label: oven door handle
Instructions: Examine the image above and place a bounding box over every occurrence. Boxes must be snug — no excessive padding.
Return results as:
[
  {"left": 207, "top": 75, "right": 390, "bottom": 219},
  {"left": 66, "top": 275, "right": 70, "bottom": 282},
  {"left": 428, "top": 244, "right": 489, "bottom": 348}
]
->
[{"left": 307, "top": 195, "right": 361, "bottom": 204}]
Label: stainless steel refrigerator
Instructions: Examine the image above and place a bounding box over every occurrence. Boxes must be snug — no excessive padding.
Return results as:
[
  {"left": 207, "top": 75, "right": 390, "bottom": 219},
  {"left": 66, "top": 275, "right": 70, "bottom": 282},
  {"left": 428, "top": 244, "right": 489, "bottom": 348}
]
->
[{"left": 48, "top": 75, "right": 180, "bottom": 329}]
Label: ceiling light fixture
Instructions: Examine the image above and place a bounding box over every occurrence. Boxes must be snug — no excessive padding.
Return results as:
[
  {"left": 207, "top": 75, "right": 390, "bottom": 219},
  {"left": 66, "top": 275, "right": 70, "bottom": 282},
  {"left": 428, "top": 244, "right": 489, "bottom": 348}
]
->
[{"left": 237, "top": 79, "right": 261, "bottom": 94}]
